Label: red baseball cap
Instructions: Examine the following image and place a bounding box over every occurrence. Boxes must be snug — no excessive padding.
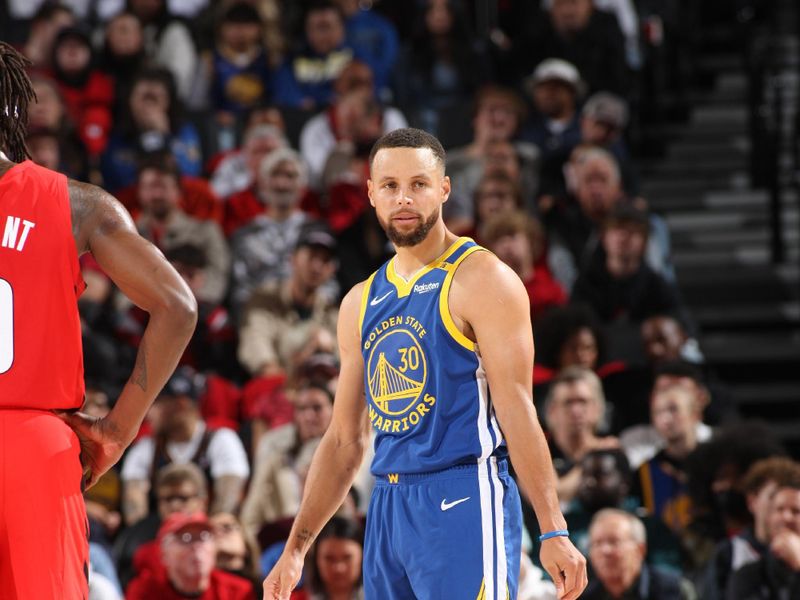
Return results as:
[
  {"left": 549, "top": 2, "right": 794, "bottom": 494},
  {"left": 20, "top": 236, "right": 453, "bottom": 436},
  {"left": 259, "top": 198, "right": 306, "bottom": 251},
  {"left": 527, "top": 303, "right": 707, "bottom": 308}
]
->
[{"left": 157, "top": 511, "right": 212, "bottom": 544}]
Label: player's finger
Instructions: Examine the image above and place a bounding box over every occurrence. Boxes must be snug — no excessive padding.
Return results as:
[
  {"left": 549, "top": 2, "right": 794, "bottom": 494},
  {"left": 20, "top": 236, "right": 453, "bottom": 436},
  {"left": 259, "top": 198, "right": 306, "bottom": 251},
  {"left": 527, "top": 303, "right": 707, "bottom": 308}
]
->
[
  {"left": 561, "top": 563, "right": 578, "bottom": 600},
  {"left": 547, "top": 565, "right": 565, "bottom": 599}
]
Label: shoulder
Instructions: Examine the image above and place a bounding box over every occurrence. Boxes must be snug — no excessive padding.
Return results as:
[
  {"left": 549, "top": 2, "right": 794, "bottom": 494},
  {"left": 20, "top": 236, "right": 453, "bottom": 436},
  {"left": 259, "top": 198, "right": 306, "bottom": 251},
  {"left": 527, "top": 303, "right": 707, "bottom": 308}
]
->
[
  {"left": 68, "top": 178, "right": 135, "bottom": 252},
  {"left": 452, "top": 249, "right": 525, "bottom": 299}
]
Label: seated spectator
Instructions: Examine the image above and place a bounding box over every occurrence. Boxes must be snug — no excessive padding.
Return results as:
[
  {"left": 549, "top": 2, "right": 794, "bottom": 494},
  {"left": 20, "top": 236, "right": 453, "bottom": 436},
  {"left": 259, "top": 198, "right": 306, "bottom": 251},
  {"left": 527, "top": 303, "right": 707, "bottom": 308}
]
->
[
  {"left": 543, "top": 367, "right": 619, "bottom": 505},
  {"left": 445, "top": 85, "right": 539, "bottom": 227},
  {"left": 640, "top": 321, "right": 734, "bottom": 427},
  {"left": 634, "top": 384, "right": 701, "bottom": 536},
  {"left": 684, "top": 422, "right": 787, "bottom": 571},
  {"left": 208, "top": 2, "right": 272, "bottom": 118},
  {"left": 579, "top": 91, "right": 638, "bottom": 196},
  {"left": 21, "top": 3, "right": 75, "bottom": 68},
  {"left": 26, "top": 75, "right": 89, "bottom": 178},
  {"left": 526, "top": 448, "right": 681, "bottom": 573},
  {"left": 101, "top": 67, "right": 202, "bottom": 192},
  {"left": 49, "top": 26, "right": 115, "bottom": 159},
  {"left": 113, "top": 463, "right": 209, "bottom": 588},
  {"left": 520, "top": 58, "right": 582, "bottom": 170},
  {"left": 533, "top": 304, "right": 625, "bottom": 388},
  {"left": 700, "top": 457, "right": 800, "bottom": 599},
  {"left": 100, "top": 11, "right": 147, "bottom": 96},
  {"left": 300, "top": 60, "right": 407, "bottom": 191},
  {"left": 393, "top": 0, "right": 492, "bottom": 135},
  {"left": 238, "top": 226, "right": 339, "bottom": 377},
  {"left": 467, "top": 171, "right": 525, "bottom": 243},
  {"left": 121, "top": 368, "right": 250, "bottom": 526},
  {"left": 571, "top": 205, "right": 683, "bottom": 326},
  {"left": 241, "top": 379, "right": 334, "bottom": 540},
  {"left": 293, "top": 517, "right": 365, "bottom": 600},
  {"left": 209, "top": 513, "right": 262, "bottom": 590},
  {"left": 334, "top": 0, "right": 399, "bottom": 95},
  {"left": 272, "top": 1, "right": 369, "bottom": 110},
  {"left": 584, "top": 509, "right": 696, "bottom": 599},
  {"left": 165, "top": 244, "right": 239, "bottom": 379},
  {"left": 512, "top": 0, "right": 629, "bottom": 96},
  {"left": 726, "top": 480, "right": 800, "bottom": 599},
  {"left": 618, "top": 362, "right": 715, "bottom": 463},
  {"left": 210, "top": 123, "right": 288, "bottom": 202},
  {"left": 567, "top": 148, "right": 675, "bottom": 281},
  {"left": 128, "top": 0, "right": 199, "bottom": 103},
  {"left": 134, "top": 156, "right": 229, "bottom": 305},
  {"left": 482, "top": 210, "right": 567, "bottom": 323},
  {"left": 126, "top": 512, "right": 255, "bottom": 599},
  {"left": 229, "top": 149, "right": 316, "bottom": 312}
]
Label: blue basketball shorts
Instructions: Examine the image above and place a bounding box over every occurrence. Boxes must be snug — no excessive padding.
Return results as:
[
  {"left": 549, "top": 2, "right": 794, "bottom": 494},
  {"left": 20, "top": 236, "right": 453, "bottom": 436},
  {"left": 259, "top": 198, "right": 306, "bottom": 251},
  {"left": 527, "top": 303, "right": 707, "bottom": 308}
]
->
[{"left": 363, "top": 457, "right": 522, "bottom": 600}]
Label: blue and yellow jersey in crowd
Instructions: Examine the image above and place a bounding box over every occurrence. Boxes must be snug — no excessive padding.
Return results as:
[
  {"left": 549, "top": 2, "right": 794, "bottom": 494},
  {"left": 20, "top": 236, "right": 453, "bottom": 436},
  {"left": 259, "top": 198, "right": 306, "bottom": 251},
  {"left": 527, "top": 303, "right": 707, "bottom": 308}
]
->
[{"left": 359, "top": 237, "right": 507, "bottom": 476}]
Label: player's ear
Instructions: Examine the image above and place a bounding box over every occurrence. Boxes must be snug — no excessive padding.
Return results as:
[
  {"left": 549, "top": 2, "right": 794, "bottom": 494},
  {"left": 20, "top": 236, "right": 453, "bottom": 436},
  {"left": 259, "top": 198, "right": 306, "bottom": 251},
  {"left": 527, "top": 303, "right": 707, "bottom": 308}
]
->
[
  {"left": 441, "top": 175, "right": 451, "bottom": 204},
  {"left": 367, "top": 178, "right": 376, "bottom": 208}
]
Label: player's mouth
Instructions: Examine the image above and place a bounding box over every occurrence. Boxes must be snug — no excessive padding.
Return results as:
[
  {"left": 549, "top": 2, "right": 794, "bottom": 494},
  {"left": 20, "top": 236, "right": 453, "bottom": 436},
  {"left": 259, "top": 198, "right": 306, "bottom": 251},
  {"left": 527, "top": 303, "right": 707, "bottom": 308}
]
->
[{"left": 391, "top": 211, "right": 421, "bottom": 224}]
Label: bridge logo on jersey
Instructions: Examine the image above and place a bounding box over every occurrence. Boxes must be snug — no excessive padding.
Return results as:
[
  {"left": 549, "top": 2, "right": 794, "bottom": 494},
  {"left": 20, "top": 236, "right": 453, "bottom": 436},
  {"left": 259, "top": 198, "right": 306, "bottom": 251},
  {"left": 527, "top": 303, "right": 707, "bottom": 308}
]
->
[{"left": 366, "top": 324, "right": 437, "bottom": 433}]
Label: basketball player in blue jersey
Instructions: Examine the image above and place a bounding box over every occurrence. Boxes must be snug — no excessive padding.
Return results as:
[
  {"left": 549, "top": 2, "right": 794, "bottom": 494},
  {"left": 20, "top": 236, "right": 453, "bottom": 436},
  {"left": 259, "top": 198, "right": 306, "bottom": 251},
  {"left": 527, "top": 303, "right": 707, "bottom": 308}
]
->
[{"left": 263, "top": 128, "right": 587, "bottom": 600}]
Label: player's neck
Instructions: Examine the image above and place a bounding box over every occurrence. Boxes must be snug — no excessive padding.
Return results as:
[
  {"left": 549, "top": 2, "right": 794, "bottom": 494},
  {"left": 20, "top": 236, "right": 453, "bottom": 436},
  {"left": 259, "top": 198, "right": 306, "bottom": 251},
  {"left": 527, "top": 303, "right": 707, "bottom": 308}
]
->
[{"left": 392, "top": 224, "right": 458, "bottom": 280}]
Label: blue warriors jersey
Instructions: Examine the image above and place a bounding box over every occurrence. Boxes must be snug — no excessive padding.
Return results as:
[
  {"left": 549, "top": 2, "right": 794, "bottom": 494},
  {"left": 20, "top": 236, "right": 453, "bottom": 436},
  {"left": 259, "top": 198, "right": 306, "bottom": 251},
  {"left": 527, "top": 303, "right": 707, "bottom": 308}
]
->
[{"left": 359, "top": 237, "right": 506, "bottom": 475}]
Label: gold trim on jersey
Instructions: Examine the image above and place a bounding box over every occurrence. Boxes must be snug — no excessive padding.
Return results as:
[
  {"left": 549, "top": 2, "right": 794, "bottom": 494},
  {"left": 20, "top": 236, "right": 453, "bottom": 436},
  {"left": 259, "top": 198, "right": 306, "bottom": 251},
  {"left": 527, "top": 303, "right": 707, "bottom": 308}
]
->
[
  {"left": 439, "top": 245, "right": 485, "bottom": 351},
  {"left": 358, "top": 271, "right": 378, "bottom": 334},
  {"left": 385, "top": 237, "right": 471, "bottom": 298}
]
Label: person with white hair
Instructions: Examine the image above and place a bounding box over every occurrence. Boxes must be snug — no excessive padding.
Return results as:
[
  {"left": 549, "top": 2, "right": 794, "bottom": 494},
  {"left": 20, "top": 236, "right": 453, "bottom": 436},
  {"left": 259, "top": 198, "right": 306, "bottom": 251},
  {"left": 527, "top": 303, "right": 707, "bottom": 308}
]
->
[
  {"left": 585, "top": 509, "right": 697, "bottom": 599},
  {"left": 210, "top": 123, "right": 288, "bottom": 201},
  {"left": 229, "top": 148, "right": 316, "bottom": 315}
]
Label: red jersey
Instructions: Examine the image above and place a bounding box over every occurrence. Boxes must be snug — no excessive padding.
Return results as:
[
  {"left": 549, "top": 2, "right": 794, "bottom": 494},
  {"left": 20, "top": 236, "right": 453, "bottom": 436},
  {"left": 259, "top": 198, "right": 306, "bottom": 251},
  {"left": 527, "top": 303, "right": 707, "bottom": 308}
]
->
[{"left": 0, "top": 161, "right": 85, "bottom": 410}]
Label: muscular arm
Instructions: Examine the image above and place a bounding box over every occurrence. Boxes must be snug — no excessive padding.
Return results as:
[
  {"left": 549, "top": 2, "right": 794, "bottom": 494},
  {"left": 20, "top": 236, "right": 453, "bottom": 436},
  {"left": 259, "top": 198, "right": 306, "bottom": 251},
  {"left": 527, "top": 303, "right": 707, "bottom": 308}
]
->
[
  {"left": 452, "top": 252, "right": 586, "bottom": 599},
  {"left": 68, "top": 180, "right": 197, "bottom": 482},
  {"left": 282, "top": 284, "right": 370, "bottom": 555},
  {"left": 452, "top": 253, "right": 564, "bottom": 531}
]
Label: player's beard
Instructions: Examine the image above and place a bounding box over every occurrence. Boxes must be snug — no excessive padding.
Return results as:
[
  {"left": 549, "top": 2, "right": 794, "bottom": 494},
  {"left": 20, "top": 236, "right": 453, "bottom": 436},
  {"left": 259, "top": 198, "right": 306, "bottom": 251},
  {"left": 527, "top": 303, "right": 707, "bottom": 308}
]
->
[{"left": 382, "top": 207, "right": 440, "bottom": 247}]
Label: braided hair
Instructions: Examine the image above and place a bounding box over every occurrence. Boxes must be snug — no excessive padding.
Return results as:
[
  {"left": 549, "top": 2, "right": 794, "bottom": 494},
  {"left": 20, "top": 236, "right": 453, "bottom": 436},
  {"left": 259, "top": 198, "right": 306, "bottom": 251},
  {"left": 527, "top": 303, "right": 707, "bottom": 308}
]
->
[{"left": 0, "top": 42, "right": 36, "bottom": 162}]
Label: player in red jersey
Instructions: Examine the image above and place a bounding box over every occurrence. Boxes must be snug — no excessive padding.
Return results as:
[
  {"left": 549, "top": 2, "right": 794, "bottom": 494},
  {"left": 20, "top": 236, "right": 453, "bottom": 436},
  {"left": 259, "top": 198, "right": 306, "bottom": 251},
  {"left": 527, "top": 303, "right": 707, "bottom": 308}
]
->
[{"left": 0, "top": 43, "right": 197, "bottom": 599}]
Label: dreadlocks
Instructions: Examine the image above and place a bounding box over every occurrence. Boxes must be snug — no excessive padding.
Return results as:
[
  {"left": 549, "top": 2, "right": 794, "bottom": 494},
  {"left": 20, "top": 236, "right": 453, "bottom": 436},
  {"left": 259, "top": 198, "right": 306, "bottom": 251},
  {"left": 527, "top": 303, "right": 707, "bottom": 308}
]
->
[{"left": 0, "top": 42, "right": 36, "bottom": 163}]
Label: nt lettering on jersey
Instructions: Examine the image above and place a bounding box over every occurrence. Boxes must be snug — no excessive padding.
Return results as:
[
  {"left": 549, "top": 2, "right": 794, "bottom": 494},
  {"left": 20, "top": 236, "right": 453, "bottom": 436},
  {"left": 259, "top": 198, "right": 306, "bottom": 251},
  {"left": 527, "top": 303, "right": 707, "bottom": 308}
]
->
[{"left": 2, "top": 216, "right": 36, "bottom": 252}]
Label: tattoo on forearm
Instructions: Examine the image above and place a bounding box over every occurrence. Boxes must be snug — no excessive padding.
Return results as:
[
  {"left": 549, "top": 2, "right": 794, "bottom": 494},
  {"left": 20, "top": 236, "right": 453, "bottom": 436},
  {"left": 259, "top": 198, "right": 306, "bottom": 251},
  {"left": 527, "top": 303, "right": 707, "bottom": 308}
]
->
[
  {"left": 130, "top": 341, "right": 148, "bottom": 391},
  {"left": 296, "top": 528, "right": 315, "bottom": 546}
]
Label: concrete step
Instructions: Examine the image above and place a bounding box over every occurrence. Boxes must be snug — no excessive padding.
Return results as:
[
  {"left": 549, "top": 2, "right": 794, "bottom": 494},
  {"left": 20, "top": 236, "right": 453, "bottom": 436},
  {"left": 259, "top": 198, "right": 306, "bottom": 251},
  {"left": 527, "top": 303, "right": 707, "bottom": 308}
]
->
[
  {"left": 731, "top": 382, "right": 800, "bottom": 406},
  {"left": 665, "top": 206, "right": 799, "bottom": 232},
  {"left": 700, "top": 331, "right": 800, "bottom": 364},
  {"left": 692, "top": 302, "right": 800, "bottom": 328},
  {"left": 673, "top": 245, "right": 800, "bottom": 269}
]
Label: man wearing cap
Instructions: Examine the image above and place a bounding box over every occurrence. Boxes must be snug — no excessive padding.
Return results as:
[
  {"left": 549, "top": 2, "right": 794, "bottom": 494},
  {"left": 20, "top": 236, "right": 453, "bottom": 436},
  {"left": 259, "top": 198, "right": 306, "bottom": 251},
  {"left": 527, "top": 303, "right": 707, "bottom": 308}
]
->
[
  {"left": 120, "top": 367, "right": 250, "bottom": 526},
  {"left": 238, "top": 225, "right": 340, "bottom": 378},
  {"left": 126, "top": 512, "right": 255, "bottom": 599},
  {"left": 580, "top": 91, "right": 640, "bottom": 196},
  {"left": 521, "top": 58, "right": 583, "bottom": 163}
]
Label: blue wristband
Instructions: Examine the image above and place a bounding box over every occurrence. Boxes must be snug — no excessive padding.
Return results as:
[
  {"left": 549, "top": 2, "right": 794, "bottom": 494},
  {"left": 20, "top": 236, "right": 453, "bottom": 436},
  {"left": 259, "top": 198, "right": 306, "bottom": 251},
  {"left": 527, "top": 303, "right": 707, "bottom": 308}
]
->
[{"left": 538, "top": 529, "right": 570, "bottom": 542}]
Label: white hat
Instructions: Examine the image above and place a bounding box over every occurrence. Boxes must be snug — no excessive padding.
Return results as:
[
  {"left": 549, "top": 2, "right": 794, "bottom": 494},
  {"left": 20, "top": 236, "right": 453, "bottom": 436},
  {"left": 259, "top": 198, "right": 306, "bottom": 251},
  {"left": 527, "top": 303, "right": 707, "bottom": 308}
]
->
[{"left": 527, "top": 58, "right": 584, "bottom": 95}]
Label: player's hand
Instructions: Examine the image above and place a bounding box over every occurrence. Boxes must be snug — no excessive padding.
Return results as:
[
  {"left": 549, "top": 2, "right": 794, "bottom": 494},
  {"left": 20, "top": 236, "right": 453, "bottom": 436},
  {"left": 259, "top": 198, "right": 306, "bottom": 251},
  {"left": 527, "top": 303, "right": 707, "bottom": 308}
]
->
[
  {"left": 540, "top": 536, "right": 588, "bottom": 600},
  {"left": 263, "top": 550, "right": 304, "bottom": 600},
  {"left": 56, "top": 411, "right": 128, "bottom": 490}
]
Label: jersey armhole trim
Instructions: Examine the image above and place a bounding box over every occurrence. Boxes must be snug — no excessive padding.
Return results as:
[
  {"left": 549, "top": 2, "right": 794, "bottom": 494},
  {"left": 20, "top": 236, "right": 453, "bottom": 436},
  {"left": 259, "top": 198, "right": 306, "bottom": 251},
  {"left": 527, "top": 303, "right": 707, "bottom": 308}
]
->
[
  {"left": 439, "top": 245, "right": 485, "bottom": 352},
  {"left": 358, "top": 272, "right": 377, "bottom": 335}
]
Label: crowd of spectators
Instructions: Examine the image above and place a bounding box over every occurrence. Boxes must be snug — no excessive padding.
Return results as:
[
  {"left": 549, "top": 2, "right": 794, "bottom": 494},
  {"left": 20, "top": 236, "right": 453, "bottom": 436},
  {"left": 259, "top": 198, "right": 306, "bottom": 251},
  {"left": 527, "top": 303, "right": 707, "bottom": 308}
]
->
[{"left": 5, "top": 0, "right": 797, "bottom": 598}]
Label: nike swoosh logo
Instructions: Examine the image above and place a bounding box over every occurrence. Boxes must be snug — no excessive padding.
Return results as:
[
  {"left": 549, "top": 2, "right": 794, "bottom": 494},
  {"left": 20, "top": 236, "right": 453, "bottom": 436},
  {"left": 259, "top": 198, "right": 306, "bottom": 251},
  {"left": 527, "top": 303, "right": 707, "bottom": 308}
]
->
[
  {"left": 440, "top": 497, "right": 470, "bottom": 511},
  {"left": 370, "top": 291, "right": 393, "bottom": 306}
]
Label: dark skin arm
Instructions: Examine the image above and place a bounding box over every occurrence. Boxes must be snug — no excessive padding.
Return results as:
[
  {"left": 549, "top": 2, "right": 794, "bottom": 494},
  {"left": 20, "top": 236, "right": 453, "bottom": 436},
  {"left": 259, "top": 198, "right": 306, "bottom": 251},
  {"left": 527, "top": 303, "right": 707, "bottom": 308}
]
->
[{"left": 61, "top": 179, "right": 198, "bottom": 488}]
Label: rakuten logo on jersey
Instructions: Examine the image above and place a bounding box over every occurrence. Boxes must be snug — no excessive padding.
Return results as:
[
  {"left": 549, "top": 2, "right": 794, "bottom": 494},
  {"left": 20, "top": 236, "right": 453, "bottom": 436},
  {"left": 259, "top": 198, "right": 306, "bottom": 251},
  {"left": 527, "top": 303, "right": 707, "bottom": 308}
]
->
[{"left": 413, "top": 282, "right": 440, "bottom": 294}]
